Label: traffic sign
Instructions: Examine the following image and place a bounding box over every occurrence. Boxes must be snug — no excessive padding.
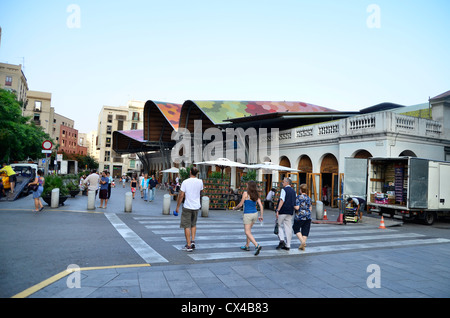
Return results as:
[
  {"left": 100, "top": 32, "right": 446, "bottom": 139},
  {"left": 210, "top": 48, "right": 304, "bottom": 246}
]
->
[{"left": 42, "top": 140, "right": 53, "bottom": 150}]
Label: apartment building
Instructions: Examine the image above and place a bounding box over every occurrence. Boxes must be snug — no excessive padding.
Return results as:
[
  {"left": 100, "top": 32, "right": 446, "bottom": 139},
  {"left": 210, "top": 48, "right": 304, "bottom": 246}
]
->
[
  {"left": 24, "top": 90, "right": 54, "bottom": 135},
  {"left": 0, "top": 62, "right": 28, "bottom": 104},
  {"left": 97, "top": 100, "right": 145, "bottom": 177}
]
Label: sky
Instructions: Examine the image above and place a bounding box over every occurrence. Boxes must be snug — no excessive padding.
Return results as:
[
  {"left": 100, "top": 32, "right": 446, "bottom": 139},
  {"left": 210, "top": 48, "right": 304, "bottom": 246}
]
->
[{"left": 1, "top": 0, "right": 449, "bottom": 133}]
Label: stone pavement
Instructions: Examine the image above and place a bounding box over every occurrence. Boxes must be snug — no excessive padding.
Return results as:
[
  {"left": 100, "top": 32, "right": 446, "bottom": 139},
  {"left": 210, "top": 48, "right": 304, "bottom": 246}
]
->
[{"left": 4, "top": 185, "right": 450, "bottom": 299}]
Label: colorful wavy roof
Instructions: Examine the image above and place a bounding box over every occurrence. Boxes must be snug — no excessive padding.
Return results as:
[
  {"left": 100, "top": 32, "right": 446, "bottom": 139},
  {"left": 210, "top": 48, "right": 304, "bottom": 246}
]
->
[
  {"left": 190, "top": 101, "right": 337, "bottom": 124},
  {"left": 153, "top": 101, "right": 182, "bottom": 130}
]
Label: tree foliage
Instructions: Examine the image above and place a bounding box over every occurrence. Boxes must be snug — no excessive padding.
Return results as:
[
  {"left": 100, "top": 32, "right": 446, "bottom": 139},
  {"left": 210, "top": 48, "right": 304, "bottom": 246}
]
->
[{"left": 0, "top": 89, "right": 52, "bottom": 162}]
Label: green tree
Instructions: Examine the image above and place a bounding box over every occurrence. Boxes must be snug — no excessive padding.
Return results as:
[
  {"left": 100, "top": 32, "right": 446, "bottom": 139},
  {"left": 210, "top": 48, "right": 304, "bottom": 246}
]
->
[{"left": 0, "top": 88, "right": 52, "bottom": 162}]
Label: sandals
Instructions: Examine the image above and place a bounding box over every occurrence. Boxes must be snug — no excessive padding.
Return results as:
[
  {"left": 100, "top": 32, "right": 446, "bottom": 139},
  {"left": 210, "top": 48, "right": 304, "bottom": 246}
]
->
[{"left": 240, "top": 244, "right": 262, "bottom": 256}]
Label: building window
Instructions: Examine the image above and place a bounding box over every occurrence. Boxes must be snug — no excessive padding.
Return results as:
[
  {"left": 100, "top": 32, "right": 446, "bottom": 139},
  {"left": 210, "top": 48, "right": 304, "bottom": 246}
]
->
[
  {"left": 104, "top": 151, "right": 110, "bottom": 161},
  {"left": 33, "top": 113, "right": 40, "bottom": 125},
  {"left": 106, "top": 125, "right": 112, "bottom": 135},
  {"left": 132, "top": 112, "right": 139, "bottom": 121},
  {"left": 105, "top": 137, "right": 111, "bottom": 147},
  {"left": 107, "top": 114, "right": 113, "bottom": 123},
  {"left": 131, "top": 123, "right": 138, "bottom": 130},
  {"left": 34, "top": 101, "right": 42, "bottom": 112},
  {"left": 5, "top": 76, "right": 12, "bottom": 86}
]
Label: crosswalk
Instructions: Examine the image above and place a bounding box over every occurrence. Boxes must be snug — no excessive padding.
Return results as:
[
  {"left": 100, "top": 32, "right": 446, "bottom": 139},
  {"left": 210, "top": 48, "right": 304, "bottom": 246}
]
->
[{"left": 133, "top": 215, "right": 450, "bottom": 262}]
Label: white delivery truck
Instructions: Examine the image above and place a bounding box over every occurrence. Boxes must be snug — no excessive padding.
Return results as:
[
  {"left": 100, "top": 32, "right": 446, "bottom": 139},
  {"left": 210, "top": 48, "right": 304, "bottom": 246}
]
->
[{"left": 344, "top": 157, "right": 450, "bottom": 225}]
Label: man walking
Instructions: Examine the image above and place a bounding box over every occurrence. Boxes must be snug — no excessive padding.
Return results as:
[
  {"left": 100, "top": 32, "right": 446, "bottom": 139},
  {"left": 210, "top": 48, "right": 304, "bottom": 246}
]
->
[
  {"left": 175, "top": 167, "right": 203, "bottom": 252},
  {"left": 275, "top": 177, "right": 296, "bottom": 250}
]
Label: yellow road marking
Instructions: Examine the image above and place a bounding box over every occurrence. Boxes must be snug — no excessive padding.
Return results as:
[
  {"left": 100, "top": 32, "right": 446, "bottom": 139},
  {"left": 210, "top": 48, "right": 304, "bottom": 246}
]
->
[{"left": 11, "top": 264, "right": 150, "bottom": 298}]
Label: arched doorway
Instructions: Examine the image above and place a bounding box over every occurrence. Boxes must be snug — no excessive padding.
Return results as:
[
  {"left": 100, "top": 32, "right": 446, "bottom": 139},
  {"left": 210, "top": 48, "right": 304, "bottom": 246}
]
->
[
  {"left": 298, "top": 155, "right": 312, "bottom": 184},
  {"left": 277, "top": 156, "right": 299, "bottom": 192},
  {"left": 399, "top": 150, "right": 417, "bottom": 157},
  {"left": 278, "top": 156, "right": 291, "bottom": 183},
  {"left": 354, "top": 150, "right": 372, "bottom": 159},
  {"left": 320, "top": 154, "right": 339, "bottom": 207}
]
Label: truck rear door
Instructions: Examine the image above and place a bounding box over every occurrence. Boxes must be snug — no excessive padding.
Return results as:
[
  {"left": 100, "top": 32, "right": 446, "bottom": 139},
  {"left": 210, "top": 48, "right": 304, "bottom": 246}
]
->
[
  {"left": 408, "top": 158, "right": 428, "bottom": 209},
  {"left": 343, "top": 158, "right": 368, "bottom": 199}
]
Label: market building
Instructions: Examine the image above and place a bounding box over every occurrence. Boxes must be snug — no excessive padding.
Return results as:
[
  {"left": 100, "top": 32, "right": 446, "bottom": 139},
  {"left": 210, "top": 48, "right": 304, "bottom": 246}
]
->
[{"left": 112, "top": 90, "right": 450, "bottom": 206}]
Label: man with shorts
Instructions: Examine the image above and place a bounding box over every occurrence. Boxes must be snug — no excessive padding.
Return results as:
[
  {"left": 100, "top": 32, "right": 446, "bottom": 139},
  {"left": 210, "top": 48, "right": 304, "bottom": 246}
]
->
[
  {"left": 1, "top": 163, "right": 17, "bottom": 194},
  {"left": 175, "top": 167, "right": 203, "bottom": 252}
]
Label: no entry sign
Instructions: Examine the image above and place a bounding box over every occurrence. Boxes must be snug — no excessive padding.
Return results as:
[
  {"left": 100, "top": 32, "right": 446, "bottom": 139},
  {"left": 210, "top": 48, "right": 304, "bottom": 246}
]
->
[{"left": 42, "top": 140, "right": 53, "bottom": 150}]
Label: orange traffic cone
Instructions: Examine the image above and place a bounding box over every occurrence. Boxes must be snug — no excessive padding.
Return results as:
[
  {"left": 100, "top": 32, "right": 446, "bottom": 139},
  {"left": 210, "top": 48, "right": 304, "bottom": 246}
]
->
[
  {"left": 323, "top": 209, "right": 328, "bottom": 220},
  {"left": 379, "top": 216, "right": 386, "bottom": 229}
]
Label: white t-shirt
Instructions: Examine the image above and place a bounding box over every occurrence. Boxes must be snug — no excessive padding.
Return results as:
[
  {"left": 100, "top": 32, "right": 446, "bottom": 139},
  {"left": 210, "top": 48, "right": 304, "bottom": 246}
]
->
[{"left": 180, "top": 177, "right": 204, "bottom": 210}]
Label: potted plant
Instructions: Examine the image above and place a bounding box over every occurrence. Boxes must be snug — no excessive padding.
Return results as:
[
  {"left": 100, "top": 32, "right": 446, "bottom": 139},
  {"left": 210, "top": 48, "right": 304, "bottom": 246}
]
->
[
  {"left": 65, "top": 179, "right": 80, "bottom": 197},
  {"left": 42, "top": 175, "right": 70, "bottom": 206}
]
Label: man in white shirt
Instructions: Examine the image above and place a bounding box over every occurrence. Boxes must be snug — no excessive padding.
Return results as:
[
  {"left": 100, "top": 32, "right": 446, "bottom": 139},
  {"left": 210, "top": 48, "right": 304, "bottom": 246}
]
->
[
  {"left": 176, "top": 167, "right": 203, "bottom": 252},
  {"left": 84, "top": 170, "right": 100, "bottom": 197}
]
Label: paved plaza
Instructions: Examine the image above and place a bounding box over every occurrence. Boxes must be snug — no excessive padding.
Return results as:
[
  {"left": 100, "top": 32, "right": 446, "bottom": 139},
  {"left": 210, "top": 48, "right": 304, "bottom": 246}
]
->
[{"left": 1, "top": 184, "right": 450, "bottom": 300}]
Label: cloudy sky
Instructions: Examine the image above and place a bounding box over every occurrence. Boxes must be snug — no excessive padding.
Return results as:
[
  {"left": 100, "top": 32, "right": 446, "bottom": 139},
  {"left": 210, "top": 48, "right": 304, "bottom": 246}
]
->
[{"left": 1, "top": 0, "right": 449, "bottom": 133}]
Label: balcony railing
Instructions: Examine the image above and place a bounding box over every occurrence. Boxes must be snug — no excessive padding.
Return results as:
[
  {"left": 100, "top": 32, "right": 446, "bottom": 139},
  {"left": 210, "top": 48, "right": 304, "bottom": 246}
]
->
[{"left": 275, "top": 111, "right": 443, "bottom": 145}]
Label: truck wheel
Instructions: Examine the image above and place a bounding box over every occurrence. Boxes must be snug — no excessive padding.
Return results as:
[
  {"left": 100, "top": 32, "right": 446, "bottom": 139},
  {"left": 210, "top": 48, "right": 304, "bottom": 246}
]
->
[{"left": 422, "top": 211, "right": 436, "bottom": 225}]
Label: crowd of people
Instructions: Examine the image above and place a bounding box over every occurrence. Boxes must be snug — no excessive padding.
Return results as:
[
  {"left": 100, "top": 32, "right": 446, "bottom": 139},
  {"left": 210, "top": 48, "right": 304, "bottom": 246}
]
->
[{"left": 17, "top": 164, "right": 324, "bottom": 257}]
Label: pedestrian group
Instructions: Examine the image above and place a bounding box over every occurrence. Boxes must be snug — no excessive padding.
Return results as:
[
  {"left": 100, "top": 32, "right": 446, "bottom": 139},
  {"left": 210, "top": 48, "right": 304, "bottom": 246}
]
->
[{"left": 24, "top": 165, "right": 312, "bottom": 257}]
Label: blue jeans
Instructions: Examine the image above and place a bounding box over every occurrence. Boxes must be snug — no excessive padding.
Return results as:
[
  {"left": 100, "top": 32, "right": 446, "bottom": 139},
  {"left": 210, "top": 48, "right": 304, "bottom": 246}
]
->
[
  {"left": 149, "top": 187, "right": 156, "bottom": 201},
  {"left": 143, "top": 188, "right": 148, "bottom": 201}
]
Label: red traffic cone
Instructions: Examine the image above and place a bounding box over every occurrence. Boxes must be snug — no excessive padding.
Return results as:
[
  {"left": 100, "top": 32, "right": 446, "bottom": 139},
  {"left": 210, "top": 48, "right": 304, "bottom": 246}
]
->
[
  {"left": 379, "top": 216, "right": 386, "bottom": 229},
  {"left": 323, "top": 209, "right": 328, "bottom": 220}
]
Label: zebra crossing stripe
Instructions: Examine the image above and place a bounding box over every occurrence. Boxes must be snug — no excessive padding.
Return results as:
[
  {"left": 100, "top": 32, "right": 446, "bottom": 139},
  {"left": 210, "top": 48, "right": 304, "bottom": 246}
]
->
[
  {"left": 160, "top": 228, "right": 395, "bottom": 242},
  {"left": 171, "top": 233, "right": 425, "bottom": 250},
  {"left": 187, "top": 238, "right": 450, "bottom": 261},
  {"left": 105, "top": 213, "right": 168, "bottom": 263},
  {"left": 132, "top": 215, "right": 450, "bottom": 263}
]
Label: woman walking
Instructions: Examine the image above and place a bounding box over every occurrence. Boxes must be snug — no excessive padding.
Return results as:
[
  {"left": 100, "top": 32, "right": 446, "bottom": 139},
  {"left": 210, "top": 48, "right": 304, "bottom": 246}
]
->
[
  {"left": 293, "top": 183, "right": 312, "bottom": 250},
  {"left": 233, "top": 181, "right": 264, "bottom": 255},
  {"left": 28, "top": 169, "right": 45, "bottom": 212}
]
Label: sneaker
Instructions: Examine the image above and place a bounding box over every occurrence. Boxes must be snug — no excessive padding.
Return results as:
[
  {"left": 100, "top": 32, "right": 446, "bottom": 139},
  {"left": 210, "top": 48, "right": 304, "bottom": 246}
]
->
[
  {"left": 183, "top": 244, "right": 193, "bottom": 252},
  {"left": 191, "top": 241, "right": 195, "bottom": 249},
  {"left": 240, "top": 245, "right": 250, "bottom": 251},
  {"left": 254, "top": 244, "right": 262, "bottom": 256}
]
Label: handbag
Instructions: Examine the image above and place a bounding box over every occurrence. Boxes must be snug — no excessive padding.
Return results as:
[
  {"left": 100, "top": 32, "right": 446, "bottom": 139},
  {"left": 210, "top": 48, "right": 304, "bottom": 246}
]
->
[
  {"left": 274, "top": 220, "right": 279, "bottom": 235},
  {"left": 30, "top": 184, "right": 39, "bottom": 191}
]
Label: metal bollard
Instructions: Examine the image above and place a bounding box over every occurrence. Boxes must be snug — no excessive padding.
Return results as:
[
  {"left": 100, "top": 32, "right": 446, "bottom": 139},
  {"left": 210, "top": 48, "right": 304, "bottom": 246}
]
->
[
  {"left": 162, "top": 194, "right": 170, "bottom": 215},
  {"left": 124, "top": 192, "right": 132, "bottom": 213},
  {"left": 87, "top": 190, "right": 95, "bottom": 210},
  {"left": 51, "top": 188, "right": 60, "bottom": 208},
  {"left": 201, "top": 196, "right": 209, "bottom": 217}
]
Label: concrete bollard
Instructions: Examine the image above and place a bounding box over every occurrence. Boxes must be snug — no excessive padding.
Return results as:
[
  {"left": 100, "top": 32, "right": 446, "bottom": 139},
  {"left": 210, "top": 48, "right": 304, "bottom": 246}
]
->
[
  {"left": 162, "top": 194, "right": 170, "bottom": 215},
  {"left": 51, "top": 188, "right": 60, "bottom": 208},
  {"left": 87, "top": 190, "right": 96, "bottom": 210},
  {"left": 201, "top": 196, "right": 209, "bottom": 217},
  {"left": 315, "top": 200, "right": 323, "bottom": 220},
  {"left": 124, "top": 192, "right": 132, "bottom": 213}
]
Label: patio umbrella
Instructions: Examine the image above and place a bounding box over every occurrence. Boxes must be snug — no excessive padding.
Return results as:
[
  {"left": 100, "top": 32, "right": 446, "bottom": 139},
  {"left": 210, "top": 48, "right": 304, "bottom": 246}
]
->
[
  {"left": 161, "top": 167, "right": 179, "bottom": 173},
  {"left": 194, "top": 158, "right": 251, "bottom": 178},
  {"left": 248, "top": 161, "right": 300, "bottom": 173}
]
